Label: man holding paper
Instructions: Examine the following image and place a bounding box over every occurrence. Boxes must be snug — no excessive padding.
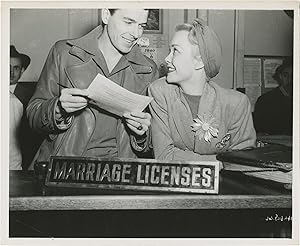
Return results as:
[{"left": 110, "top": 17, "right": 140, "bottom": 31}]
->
[{"left": 27, "top": 9, "right": 158, "bottom": 167}]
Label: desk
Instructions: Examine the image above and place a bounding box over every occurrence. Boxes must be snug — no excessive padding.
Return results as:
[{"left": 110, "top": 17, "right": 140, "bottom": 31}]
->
[{"left": 9, "top": 170, "right": 292, "bottom": 238}]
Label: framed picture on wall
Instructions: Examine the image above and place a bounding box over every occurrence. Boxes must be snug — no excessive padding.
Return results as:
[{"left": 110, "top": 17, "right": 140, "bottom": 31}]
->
[{"left": 144, "top": 9, "right": 163, "bottom": 34}]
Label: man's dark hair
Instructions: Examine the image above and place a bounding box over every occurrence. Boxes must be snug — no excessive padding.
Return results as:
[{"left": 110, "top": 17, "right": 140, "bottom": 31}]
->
[
  {"left": 102, "top": 9, "right": 149, "bottom": 27},
  {"left": 108, "top": 9, "right": 149, "bottom": 15},
  {"left": 100, "top": 9, "right": 117, "bottom": 27}
]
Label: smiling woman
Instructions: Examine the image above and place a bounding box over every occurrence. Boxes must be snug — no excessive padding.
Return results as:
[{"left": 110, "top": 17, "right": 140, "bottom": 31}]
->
[{"left": 148, "top": 18, "right": 257, "bottom": 161}]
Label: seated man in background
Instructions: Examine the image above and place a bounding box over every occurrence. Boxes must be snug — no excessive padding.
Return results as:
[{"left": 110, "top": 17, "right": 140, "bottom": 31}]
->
[
  {"left": 10, "top": 45, "right": 31, "bottom": 94},
  {"left": 253, "top": 59, "right": 293, "bottom": 136},
  {"left": 10, "top": 45, "right": 44, "bottom": 170},
  {"left": 26, "top": 9, "right": 158, "bottom": 169},
  {"left": 9, "top": 45, "right": 31, "bottom": 169}
]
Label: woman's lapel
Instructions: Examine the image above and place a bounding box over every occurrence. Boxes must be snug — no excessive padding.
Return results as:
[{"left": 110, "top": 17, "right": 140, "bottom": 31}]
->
[
  {"left": 194, "top": 82, "right": 221, "bottom": 153},
  {"left": 172, "top": 87, "right": 195, "bottom": 149}
]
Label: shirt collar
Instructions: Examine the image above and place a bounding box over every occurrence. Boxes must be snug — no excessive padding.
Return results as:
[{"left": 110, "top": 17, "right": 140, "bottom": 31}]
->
[
  {"left": 124, "top": 45, "right": 150, "bottom": 66},
  {"left": 279, "top": 85, "right": 290, "bottom": 97},
  {"left": 10, "top": 84, "right": 17, "bottom": 93}
]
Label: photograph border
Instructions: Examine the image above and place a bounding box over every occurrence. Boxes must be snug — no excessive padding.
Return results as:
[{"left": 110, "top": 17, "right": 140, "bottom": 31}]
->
[{"left": 2, "top": 1, "right": 300, "bottom": 246}]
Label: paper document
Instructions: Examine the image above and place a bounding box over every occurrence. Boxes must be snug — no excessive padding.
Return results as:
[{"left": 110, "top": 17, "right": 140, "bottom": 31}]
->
[
  {"left": 244, "top": 58, "right": 261, "bottom": 87},
  {"left": 87, "top": 73, "right": 153, "bottom": 117}
]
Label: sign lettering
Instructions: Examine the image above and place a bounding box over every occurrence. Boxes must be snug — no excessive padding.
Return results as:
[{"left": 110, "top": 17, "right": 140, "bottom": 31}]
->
[{"left": 45, "top": 156, "right": 220, "bottom": 193}]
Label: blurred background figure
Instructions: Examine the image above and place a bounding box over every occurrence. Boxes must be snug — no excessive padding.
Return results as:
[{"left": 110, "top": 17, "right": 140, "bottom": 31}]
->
[
  {"left": 9, "top": 45, "right": 31, "bottom": 169},
  {"left": 10, "top": 45, "right": 30, "bottom": 91},
  {"left": 10, "top": 92, "right": 23, "bottom": 170},
  {"left": 253, "top": 58, "right": 293, "bottom": 136},
  {"left": 10, "top": 45, "right": 44, "bottom": 170}
]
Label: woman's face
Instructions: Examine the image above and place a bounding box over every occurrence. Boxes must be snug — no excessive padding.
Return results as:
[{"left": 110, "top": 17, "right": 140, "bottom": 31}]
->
[{"left": 165, "top": 30, "right": 200, "bottom": 84}]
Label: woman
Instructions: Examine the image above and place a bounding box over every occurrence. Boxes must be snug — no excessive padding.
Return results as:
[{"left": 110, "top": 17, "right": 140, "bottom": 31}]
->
[{"left": 148, "top": 19, "right": 256, "bottom": 161}]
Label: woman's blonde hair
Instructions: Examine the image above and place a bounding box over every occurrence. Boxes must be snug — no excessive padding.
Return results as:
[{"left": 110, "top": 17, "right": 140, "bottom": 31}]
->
[
  {"left": 175, "top": 19, "right": 222, "bottom": 79},
  {"left": 175, "top": 23, "right": 200, "bottom": 58},
  {"left": 175, "top": 23, "right": 198, "bottom": 46}
]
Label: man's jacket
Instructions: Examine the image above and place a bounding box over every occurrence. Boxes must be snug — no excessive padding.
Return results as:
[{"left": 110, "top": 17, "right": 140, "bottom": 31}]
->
[{"left": 27, "top": 26, "right": 158, "bottom": 167}]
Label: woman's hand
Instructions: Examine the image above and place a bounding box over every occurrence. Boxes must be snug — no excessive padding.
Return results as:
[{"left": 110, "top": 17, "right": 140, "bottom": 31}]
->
[
  {"left": 123, "top": 112, "right": 151, "bottom": 136},
  {"left": 58, "top": 88, "right": 89, "bottom": 114}
]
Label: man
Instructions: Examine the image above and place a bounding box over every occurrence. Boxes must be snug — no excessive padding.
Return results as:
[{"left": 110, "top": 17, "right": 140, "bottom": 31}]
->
[
  {"left": 10, "top": 45, "right": 31, "bottom": 92},
  {"left": 253, "top": 59, "right": 293, "bottom": 135},
  {"left": 27, "top": 9, "right": 158, "bottom": 168},
  {"left": 10, "top": 45, "right": 31, "bottom": 169}
]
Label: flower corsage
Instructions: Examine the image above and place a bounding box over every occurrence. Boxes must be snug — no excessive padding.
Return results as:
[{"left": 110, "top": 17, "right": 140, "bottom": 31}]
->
[{"left": 191, "top": 114, "right": 219, "bottom": 143}]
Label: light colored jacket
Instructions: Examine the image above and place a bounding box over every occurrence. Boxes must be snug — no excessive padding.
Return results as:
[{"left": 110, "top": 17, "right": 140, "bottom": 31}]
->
[
  {"left": 148, "top": 77, "right": 256, "bottom": 161},
  {"left": 10, "top": 92, "right": 23, "bottom": 170}
]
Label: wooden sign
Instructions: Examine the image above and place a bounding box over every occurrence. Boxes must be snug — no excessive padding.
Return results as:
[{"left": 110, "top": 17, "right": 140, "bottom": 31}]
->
[{"left": 45, "top": 156, "right": 220, "bottom": 194}]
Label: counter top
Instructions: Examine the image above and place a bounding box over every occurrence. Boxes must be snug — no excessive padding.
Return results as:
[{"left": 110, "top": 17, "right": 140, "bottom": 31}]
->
[{"left": 9, "top": 170, "right": 291, "bottom": 211}]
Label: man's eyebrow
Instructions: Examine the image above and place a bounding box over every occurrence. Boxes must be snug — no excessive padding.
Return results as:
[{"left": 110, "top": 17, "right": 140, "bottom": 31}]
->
[
  {"left": 123, "top": 17, "right": 147, "bottom": 25},
  {"left": 123, "top": 17, "right": 137, "bottom": 22}
]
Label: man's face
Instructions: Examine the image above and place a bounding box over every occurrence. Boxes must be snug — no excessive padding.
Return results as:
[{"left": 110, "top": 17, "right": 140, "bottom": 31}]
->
[
  {"left": 10, "top": 57, "right": 24, "bottom": 85},
  {"left": 165, "top": 30, "right": 200, "bottom": 84},
  {"left": 106, "top": 9, "right": 149, "bottom": 54},
  {"left": 281, "top": 66, "right": 293, "bottom": 96}
]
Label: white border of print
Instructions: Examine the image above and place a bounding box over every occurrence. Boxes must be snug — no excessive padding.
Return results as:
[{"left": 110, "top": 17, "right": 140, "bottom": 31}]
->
[{"left": 1, "top": 1, "right": 299, "bottom": 246}]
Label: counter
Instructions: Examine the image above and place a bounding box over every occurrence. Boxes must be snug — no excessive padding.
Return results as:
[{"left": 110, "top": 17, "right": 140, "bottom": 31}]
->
[{"left": 9, "top": 170, "right": 292, "bottom": 237}]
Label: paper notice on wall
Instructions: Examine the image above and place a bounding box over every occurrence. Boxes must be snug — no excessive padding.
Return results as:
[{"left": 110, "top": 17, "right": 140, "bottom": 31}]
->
[
  {"left": 137, "top": 37, "right": 150, "bottom": 47},
  {"left": 244, "top": 58, "right": 261, "bottom": 87},
  {"left": 263, "top": 59, "right": 283, "bottom": 88},
  {"left": 87, "top": 74, "right": 153, "bottom": 117},
  {"left": 245, "top": 86, "right": 261, "bottom": 112},
  {"left": 141, "top": 47, "right": 157, "bottom": 64}
]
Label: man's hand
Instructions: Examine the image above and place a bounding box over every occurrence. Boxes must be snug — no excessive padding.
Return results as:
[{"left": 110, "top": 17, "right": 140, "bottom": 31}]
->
[
  {"left": 58, "top": 88, "right": 89, "bottom": 114},
  {"left": 123, "top": 112, "right": 151, "bottom": 136}
]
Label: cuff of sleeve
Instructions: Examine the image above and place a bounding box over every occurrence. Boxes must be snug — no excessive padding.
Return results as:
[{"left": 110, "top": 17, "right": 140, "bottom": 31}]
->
[
  {"left": 131, "top": 134, "right": 147, "bottom": 152},
  {"left": 53, "top": 99, "right": 73, "bottom": 130}
]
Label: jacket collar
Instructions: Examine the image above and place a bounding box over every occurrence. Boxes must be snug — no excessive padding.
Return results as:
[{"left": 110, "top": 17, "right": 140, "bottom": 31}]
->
[
  {"left": 66, "top": 25, "right": 151, "bottom": 68},
  {"left": 124, "top": 45, "right": 150, "bottom": 66},
  {"left": 172, "top": 82, "right": 220, "bottom": 150},
  {"left": 67, "top": 25, "right": 102, "bottom": 56}
]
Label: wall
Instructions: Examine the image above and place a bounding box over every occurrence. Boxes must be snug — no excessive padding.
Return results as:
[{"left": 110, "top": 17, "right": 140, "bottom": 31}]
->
[
  {"left": 10, "top": 9, "right": 293, "bottom": 90},
  {"left": 9, "top": 9, "right": 236, "bottom": 89},
  {"left": 244, "top": 10, "right": 293, "bottom": 56},
  {"left": 208, "top": 10, "right": 235, "bottom": 89},
  {"left": 235, "top": 10, "right": 294, "bottom": 111},
  {"left": 10, "top": 9, "right": 98, "bottom": 82}
]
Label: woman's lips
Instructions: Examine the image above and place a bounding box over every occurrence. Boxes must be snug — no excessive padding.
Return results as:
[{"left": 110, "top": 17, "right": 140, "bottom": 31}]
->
[{"left": 167, "top": 67, "right": 175, "bottom": 73}]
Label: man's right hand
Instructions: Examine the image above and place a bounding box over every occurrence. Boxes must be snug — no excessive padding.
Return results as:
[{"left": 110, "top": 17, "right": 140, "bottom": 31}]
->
[{"left": 58, "top": 88, "right": 89, "bottom": 114}]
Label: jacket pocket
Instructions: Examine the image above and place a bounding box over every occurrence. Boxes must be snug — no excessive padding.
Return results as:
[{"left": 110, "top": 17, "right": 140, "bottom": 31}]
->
[{"left": 65, "top": 59, "right": 98, "bottom": 89}]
